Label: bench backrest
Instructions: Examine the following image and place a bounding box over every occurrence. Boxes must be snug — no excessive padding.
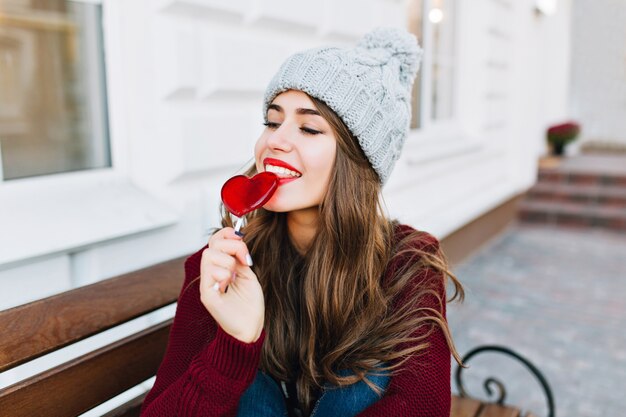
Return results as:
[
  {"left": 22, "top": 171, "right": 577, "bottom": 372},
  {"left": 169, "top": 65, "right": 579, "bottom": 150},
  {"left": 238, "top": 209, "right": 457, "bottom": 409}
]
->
[
  {"left": 0, "top": 256, "right": 186, "bottom": 417},
  {"left": 0, "top": 255, "right": 548, "bottom": 417}
]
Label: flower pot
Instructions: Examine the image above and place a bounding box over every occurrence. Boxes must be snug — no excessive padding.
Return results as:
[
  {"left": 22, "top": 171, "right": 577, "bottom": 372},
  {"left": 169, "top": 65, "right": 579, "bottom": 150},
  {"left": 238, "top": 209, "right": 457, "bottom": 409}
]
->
[
  {"left": 547, "top": 121, "right": 580, "bottom": 157},
  {"left": 552, "top": 142, "right": 565, "bottom": 156}
]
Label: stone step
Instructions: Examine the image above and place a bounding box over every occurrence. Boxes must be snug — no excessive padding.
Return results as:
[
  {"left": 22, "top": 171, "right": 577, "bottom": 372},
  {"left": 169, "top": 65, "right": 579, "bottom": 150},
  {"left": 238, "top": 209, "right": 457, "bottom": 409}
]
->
[
  {"left": 526, "top": 182, "right": 626, "bottom": 207},
  {"left": 524, "top": 155, "right": 626, "bottom": 231},
  {"left": 539, "top": 154, "right": 626, "bottom": 174},
  {"left": 537, "top": 169, "right": 626, "bottom": 186},
  {"left": 517, "top": 200, "right": 626, "bottom": 231}
]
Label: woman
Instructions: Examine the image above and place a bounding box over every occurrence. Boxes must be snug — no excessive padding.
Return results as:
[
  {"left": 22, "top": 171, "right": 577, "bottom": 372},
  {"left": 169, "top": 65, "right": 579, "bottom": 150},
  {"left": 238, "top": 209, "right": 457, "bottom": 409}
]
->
[{"left": 140, "top": 27, "right": 464, "bottom": 417}]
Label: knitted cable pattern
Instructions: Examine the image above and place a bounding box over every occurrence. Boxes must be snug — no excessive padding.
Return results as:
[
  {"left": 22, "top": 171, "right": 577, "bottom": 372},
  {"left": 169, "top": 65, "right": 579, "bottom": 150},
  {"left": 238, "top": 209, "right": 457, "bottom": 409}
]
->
[{"left": 262, "top": 27, "right": 423, "bottom": 184}]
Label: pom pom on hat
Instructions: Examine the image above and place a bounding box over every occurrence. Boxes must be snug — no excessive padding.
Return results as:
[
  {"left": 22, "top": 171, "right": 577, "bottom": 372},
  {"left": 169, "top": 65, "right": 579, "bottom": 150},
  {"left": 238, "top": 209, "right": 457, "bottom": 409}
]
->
[{"left": 356, "top": 27, "right": 423, "bottom": 86}]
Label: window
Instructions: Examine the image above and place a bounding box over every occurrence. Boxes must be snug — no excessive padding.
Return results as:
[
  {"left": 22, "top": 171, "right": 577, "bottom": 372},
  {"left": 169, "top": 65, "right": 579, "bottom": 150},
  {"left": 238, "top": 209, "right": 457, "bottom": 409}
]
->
[
  {"left": 0, "top": 0, "right": 110, "bottom": 181},
  {"left": 407, "top": 0, "right": 457, "bottom": 129}
]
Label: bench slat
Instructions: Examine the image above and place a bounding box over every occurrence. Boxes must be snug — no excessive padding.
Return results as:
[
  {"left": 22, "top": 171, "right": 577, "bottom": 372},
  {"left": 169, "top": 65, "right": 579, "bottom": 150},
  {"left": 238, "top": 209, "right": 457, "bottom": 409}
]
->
[
  {"left": 101, "top": 392, "right": 147, "bottom": 417},
  {"left": 451, "top": 395, "right": 484, "bottom": 417},
  {"left": 477, "top": 403, "right": 522, "bottom": 417},
  {"left": 0, "top": 256, "right": 184, "bottom": 372},
  {"left": 0, "top": 320, "right": 172, "bottom": 417}
]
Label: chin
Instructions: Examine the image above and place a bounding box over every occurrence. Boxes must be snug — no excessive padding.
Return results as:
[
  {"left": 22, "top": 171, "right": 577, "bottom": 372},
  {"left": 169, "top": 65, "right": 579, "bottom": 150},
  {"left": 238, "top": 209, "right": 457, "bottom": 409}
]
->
[
  {"left": 262, "top": 197, "right": 293, "bottom": 213},
  {"left": 262, "top": 188, "right": 324, "bottom": 213},
  {"left": 262, "top": 199, "right": 320, "bottom": 214},
  {"left": 262, "top": 204, "right": 289, "bottom": 213}
]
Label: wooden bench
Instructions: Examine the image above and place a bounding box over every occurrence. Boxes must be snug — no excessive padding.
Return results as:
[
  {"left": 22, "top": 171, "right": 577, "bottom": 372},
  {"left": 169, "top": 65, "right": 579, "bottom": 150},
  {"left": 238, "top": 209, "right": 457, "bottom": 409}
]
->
[
  {"left": 451, "top": 345, "right": 554, "bottom": 417},
  {"left": 0, "top": 256, "right": 552, "bottom": 417}
]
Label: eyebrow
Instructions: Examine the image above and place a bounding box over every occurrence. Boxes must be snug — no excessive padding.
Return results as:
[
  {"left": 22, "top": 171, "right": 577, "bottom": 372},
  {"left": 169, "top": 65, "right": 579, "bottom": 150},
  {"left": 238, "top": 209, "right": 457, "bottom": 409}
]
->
[{"left": 267, "top": 103, "right": 321, "bottom": 117}]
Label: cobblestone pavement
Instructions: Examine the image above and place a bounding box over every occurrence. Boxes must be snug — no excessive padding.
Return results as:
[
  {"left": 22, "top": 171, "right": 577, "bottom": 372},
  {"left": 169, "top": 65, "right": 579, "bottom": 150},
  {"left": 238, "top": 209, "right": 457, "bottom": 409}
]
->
[{"left": 447, "top": 222, "right": 626, "bottom": 417}]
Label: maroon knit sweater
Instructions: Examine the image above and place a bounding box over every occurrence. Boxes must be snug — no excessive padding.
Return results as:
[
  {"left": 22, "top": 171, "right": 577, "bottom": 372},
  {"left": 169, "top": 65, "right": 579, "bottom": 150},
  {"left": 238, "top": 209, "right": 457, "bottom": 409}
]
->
[{"left": 140, "top": 224, "right": 451, "bottom": 416}]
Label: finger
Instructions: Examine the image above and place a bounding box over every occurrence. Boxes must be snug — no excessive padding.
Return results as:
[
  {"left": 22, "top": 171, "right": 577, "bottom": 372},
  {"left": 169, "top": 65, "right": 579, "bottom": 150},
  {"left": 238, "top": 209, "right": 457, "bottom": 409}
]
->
[
  {"left": 210, "top": 239, "right": 252, "bottom": 267},
  {"left": 233, "top": 264, "right": 257, "bottom": 281},
  {"left": 213, "top": 266, "right": 251, "bottom": 295},
  {"left": 226, "top": 227, "right": 245, "bottom": 239},
  {"left": 207, "top": 265, "right": 232, "bottom": 284},
  {"left": 200, "top": 250, "right": 236, "bottom": 289},
  {"left": 201, "top": 267, "right": 235, "bottom": 296},
  {"left": 215, "top": 270, "right": 239, "bottom": 294},
  {"left": 219, "top": 277, "right": 233, "bottom": 293},
  {"left": 209, "top": 227, "right": 243, "bottom": 245},
  {"left": 200, "top": 248, "right": 239, "bottom": 296},
  {"left": 202, "top": 249, "right": 237, "bottom": 272}
]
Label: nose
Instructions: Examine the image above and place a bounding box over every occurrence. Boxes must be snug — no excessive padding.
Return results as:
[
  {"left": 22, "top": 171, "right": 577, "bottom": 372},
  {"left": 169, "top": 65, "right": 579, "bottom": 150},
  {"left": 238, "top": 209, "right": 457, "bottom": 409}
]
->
[{"left": 266, "top": 123, "right": 293, "bottom": 152}]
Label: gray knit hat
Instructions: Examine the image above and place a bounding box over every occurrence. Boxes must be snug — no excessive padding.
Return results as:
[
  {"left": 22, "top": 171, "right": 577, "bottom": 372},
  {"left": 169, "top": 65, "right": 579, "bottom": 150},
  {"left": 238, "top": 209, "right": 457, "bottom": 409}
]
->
[{"left": 262, "top": 27, "right": 422, "bottom": 184}]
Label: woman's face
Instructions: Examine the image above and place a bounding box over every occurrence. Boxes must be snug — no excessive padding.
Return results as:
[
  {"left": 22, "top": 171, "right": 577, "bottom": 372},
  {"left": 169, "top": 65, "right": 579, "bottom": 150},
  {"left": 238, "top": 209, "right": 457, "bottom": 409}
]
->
[{"left": 255, "top": 90, "right": 337, "bottom": 213}]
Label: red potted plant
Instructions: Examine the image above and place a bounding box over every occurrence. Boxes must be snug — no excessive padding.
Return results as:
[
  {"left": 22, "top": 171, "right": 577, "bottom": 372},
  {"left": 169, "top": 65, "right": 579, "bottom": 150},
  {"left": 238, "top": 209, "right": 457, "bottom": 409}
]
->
[{"left": 546, "top": 121, "right": 581, "bottom": 156}]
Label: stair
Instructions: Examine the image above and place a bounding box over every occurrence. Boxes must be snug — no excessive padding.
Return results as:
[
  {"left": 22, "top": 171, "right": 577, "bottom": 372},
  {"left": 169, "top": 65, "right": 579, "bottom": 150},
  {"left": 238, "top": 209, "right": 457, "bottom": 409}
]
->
[{"left": 518, "top": 155, "right": 626, "bottom": 232}]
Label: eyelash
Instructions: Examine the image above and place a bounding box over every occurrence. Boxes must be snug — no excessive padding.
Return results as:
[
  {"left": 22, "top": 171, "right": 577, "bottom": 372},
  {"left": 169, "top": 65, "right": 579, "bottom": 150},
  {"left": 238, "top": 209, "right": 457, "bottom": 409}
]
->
[{"left": 263, "top": 122, "right": 322, "bottom": 135}]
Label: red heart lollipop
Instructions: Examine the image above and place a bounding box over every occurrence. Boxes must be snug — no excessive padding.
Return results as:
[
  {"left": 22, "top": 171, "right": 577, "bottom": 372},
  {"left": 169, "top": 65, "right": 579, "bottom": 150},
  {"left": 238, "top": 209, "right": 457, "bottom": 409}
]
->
[{"left": 221, "top": 172, "right": 279, "bottom": 218}]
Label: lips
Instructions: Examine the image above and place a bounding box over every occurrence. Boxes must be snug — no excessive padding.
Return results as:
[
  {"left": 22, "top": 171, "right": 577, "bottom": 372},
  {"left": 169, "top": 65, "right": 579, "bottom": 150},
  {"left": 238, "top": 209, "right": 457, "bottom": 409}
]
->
[
  {"left": 263, "top": 158, "right": 301, "bottom": 174},
  {"left": 263, "top": 158, "right": 302, "bottom": 185}
]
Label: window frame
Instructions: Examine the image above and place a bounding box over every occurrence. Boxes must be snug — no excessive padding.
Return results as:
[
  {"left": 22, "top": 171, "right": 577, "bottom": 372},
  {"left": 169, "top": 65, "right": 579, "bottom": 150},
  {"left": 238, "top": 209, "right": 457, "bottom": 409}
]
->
[
  {"left": 401, "top": 0, "right": 477, "bottom": 158},
  {"left": 408, "top": 0, "right": 463, "bottom": 132},
  {"left": 0, "top": 0, "right": 116, "bottom": 182},
  {"left": 0, "top": 0, "right": 177, "bottom": 269}
]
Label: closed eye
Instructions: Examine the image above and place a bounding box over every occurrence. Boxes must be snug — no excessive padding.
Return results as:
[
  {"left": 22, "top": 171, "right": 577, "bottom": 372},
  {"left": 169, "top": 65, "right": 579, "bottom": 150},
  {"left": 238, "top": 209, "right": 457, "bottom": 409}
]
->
[
  {"left": 263, "top": 122, "right": 322, "bottom": 135},
  {"left": 300, "top": 127, "right": 322, "bottom": 135},
  {"left": 263, "top": 122, "right": 280, "bottom": 130}
]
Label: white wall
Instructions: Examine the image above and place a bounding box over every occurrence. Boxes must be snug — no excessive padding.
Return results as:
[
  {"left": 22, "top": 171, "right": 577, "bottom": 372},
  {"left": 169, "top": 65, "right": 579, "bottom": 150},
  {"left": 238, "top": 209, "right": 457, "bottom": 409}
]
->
[
  {"left": 0, "top": 0, "right": 572, "bottom": 413},
  {"left": 386, "top": 0, "right": 572, "bottom": 236},
  {"left": 569, "top": 0, "right": 626, "bottom": 146}
]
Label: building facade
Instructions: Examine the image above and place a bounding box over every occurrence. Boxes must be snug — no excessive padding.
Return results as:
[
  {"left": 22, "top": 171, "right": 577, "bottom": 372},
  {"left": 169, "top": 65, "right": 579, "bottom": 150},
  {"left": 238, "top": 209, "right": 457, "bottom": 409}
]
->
[{"left": 0, "top": 0, "right": 573, "bottom": 413}]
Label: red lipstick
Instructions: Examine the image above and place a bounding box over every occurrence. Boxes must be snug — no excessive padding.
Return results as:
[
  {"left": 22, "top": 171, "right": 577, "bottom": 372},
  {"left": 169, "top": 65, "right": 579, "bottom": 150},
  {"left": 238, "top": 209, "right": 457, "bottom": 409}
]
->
[
  {"left": 263, "top": 157, "right": 302, "bottom": 186},
  {"left": 263, "top": 158, "right": 301, "bottom": 174}
]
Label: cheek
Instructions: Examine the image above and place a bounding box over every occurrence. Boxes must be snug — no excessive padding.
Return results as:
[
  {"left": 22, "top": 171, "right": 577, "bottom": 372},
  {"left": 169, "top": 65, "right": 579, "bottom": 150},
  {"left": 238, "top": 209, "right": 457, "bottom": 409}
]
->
[
  {"left": 254, "top": 137, "right": 265, "bottom": 169},
  {"left": 306, "top": 143, "right": 336, "bottom": 179}
]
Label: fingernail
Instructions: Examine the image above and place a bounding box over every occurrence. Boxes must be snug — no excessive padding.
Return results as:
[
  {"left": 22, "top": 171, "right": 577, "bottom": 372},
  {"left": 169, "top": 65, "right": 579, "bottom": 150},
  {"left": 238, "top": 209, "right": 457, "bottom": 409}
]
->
[
  {"left": 213, "top": 282, "right": 220, "bottom": 292},
  {"left": 235, "top": 230, "right": 245, "bottom": 237},
  {"left": 246, "top": 253, "right": 253, "bottom": 266}
]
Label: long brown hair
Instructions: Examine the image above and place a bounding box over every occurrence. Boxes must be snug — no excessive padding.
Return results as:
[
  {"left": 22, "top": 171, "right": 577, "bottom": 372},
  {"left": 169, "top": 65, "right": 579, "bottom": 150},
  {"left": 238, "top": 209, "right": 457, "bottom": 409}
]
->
[{"left": 220, "top": 93, "right": 464, "bottom": 413}]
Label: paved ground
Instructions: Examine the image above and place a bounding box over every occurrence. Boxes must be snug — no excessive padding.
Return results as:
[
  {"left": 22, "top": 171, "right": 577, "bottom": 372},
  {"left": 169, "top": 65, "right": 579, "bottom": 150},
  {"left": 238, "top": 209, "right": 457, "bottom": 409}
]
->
[{"left": 447, "top": 222, "right": 626, "bottom": 417}]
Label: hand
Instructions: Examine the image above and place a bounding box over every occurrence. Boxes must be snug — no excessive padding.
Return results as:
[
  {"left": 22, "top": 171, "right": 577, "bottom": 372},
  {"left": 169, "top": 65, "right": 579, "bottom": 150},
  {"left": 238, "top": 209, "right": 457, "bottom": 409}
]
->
[{"left": 199, "top": 227, "right": 265, "bottom": 343}]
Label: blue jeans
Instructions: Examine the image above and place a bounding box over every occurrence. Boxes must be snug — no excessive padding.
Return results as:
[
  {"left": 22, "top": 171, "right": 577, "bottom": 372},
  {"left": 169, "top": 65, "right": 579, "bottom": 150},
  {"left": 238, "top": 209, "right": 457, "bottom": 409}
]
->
[{"left": 237, "top": 367, "right": 390, "bottom": 417}]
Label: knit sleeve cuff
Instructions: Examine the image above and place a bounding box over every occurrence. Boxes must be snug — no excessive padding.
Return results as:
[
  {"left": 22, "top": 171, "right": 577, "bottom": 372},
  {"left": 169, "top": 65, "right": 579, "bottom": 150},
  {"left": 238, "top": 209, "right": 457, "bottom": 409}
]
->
[{"left": 202, "top": 326, "right": 265, "bottom": 383}]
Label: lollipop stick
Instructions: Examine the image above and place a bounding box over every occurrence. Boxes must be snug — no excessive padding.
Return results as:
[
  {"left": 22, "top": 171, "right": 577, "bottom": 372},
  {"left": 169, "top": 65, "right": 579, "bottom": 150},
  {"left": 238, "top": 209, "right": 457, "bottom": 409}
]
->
[
  {"left": 215, "top": 216, "right": 244, "bottom": 294},
  {"left": 234, "top": 216, "right": 244, "bottom": 233}
]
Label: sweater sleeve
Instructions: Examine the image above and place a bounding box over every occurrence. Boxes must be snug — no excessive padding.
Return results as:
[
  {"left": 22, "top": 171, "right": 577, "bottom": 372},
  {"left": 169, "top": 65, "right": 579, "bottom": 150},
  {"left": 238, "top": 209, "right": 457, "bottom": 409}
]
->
[
  {"left": 357, "top": 230, "right": 451, "bottom": 417},
  {"left": 140, "top": 245, "right": 265, "bottom": 417}
]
